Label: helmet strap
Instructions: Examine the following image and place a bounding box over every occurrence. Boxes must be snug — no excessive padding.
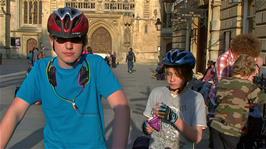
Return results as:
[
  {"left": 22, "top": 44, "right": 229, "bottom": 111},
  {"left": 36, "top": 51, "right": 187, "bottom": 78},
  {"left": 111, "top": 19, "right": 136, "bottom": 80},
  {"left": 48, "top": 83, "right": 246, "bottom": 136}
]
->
[
  {"left": 168, "top": 86, "right": 180, "bottom": 95},
  {"left": 52, "top": 41, "right": 55, "bottom": 51},
  {"left": 167, "top": 82, "right": 187, "bottom": 95}
]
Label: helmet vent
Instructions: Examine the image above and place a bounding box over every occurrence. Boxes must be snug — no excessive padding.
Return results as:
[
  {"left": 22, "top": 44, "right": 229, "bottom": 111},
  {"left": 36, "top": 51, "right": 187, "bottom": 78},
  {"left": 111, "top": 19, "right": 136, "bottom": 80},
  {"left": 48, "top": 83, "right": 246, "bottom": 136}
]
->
[
  {"left": 73, "top": 17, "right": 80, "bottom": 29},
  {"left": 55, "top": 16, "right": 62, "bottom": 28},
  {"left": 63, "top": 15, "right": 71, "bottom": 30}
]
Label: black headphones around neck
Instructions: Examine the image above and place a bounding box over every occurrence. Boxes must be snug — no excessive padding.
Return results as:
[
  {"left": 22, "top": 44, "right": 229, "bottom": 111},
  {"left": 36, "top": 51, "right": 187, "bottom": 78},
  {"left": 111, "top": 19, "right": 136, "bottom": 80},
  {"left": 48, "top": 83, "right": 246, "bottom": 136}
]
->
[{"left": 46, "top": 57, "right": 90, "bottom": 88}]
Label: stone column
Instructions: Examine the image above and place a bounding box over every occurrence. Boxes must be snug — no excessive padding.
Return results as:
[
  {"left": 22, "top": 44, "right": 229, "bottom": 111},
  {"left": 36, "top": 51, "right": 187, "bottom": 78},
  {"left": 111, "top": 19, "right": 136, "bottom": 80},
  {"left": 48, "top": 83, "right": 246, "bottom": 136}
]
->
[
  {"left": 207, "top": 0, "right": 221, "bottom": 62},
  {"left": 0, "top": 0, "right": 11, "bottom": 58}
]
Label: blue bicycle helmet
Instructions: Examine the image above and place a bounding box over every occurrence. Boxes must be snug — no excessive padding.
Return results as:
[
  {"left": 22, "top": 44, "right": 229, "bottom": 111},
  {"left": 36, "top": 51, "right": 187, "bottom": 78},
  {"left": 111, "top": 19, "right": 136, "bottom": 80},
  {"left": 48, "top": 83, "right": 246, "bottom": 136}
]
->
[{"left": 163, "top": 49, "right": 195, "bottom": 68}]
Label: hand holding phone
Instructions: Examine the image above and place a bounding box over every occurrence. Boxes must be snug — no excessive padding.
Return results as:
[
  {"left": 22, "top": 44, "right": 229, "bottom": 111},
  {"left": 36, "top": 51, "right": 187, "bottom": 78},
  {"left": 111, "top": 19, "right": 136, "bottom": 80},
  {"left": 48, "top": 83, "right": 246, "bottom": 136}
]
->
[{"left": 147, "top": 115, "right": 161, "bottom": 131}]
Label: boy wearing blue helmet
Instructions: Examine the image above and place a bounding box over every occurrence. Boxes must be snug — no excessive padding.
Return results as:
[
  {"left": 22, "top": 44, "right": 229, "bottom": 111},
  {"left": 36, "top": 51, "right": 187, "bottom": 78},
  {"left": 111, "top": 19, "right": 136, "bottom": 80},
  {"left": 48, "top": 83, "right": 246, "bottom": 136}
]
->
[{"left": 142, "top": 49, "right": 207, "bottom": 149}]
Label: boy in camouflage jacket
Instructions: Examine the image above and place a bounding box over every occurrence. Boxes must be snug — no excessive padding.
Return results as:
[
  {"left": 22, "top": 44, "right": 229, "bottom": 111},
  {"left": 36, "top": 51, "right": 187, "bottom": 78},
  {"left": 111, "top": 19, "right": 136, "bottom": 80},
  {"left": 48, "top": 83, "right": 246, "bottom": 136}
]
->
[{"left": 210, "top": 54, "right": 266, "bottom": 149}]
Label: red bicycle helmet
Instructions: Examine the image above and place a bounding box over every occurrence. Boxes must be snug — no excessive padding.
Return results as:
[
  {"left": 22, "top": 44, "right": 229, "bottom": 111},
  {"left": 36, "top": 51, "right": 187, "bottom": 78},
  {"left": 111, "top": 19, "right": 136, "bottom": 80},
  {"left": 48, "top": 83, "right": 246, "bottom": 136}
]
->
[{"left": 47, "top": 7, "right": 88, "bottom": 38}]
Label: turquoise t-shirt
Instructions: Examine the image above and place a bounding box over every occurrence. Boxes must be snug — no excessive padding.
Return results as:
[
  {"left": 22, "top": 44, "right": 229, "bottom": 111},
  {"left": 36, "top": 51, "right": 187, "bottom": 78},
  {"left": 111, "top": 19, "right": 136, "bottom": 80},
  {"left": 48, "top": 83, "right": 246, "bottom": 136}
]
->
[{"left": 17, "top": 54, "right": 122, "bottom": 148}]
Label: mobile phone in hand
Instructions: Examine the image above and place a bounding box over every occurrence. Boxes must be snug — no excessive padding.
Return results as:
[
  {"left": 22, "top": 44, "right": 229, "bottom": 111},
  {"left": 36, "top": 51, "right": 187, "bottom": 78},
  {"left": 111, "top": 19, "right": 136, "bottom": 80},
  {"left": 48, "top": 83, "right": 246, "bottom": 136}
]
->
[{"left": 148, "top": 115, "right": 161, "bottom": 131}]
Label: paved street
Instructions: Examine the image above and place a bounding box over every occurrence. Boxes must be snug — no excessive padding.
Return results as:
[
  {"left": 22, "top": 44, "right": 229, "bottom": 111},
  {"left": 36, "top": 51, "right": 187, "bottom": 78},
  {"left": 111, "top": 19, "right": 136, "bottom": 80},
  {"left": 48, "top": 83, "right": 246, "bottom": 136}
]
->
[
  {"left": 0, "top": 58, "right": 28, "bottom": 76},
  {"left": 0, "top": 58, "right": 209, "bottom": 149}
]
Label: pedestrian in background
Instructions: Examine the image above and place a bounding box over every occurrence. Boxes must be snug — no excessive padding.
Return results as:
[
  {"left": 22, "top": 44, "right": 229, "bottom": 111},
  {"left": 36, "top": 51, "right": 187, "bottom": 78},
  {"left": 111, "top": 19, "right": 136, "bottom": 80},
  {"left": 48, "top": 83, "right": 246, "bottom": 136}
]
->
[
  {"left": 27, "top": 50, "right": 34, "bottom": 66},
  {"left": 210, "top": 54, "right": 266, "bottom": 149},
  {"left": 126, "top": 47, "right": 136, "bottom": 73},
  {"left": 111, "top": 51, "right": 117, "bottom": 68},
  {"left": 0, "top": 7, "right": 130, "bottom": 149},
  {"left": 154, "top": 61, "right": 165, "bottom": 80},
  {"left": 202, "top": 60, "right": 217, "bottom": 83},
  {"left": 200, "top": 60, "right": 217, "bottom": 103},
  {"left": 142, "top": 49, "right": 207, "bottom": 149},
  {"left": 104, "top": 55, "right": 111, "bottom": 66},
  {"left": 82, "top": 46, "right": 93, "bottom": 55},
  {"left": 37, "top": 50, "right": 46, "bottom": 59},
  {"left": 32, "top": 46, "right": 39, "bottom": 65},
  {"left": 87, "top": 46, "right": 93, "bottom": 54}
]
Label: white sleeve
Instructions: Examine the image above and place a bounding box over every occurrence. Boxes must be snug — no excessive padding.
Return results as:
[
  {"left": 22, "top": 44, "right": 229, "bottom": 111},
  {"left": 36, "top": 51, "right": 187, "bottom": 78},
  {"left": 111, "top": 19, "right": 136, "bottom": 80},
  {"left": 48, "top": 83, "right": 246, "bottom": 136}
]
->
[
  {"left": 192, "top": 94, "right": 207, "bottom": 128},
  {"left": 143, "top": 89, "right": 158, "bottom": 118}
]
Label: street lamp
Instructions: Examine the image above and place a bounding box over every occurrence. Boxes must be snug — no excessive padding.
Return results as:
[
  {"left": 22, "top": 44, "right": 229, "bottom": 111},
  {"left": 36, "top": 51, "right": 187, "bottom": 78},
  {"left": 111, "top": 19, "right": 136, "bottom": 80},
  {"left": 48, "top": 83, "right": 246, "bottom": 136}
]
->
[
  {"left": 155, "top": 18, "right": 162, "bottom": 31},
  {"left": 165, "top": 0, "right": 207, "bottom": 51},
  {"left": 163, "top": 0, "right": 175, "bottom": 28}
]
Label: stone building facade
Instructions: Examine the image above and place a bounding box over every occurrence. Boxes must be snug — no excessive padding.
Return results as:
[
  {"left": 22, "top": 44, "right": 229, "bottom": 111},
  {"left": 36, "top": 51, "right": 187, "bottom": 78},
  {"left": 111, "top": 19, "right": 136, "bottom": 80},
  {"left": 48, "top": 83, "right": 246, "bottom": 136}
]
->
[
  {"left": 171, "top": 0, "right": 266, "bottom": 73},
  {"left": 171, "top": 0, "right": 208, "bottom": 73},
  {"left": 0, "top": 0, "right": 162, "bottom": 64},
  {"left": 207, "top": 0, "right": 266, "bottom": 69}
]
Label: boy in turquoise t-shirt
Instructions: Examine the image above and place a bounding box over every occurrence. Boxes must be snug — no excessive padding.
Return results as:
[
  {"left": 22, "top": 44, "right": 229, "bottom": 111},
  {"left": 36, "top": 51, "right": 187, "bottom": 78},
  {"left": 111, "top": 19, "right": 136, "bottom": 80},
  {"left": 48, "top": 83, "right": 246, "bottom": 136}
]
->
[{"left": 0, "top": 7, "right": 130, "bottom": 149}]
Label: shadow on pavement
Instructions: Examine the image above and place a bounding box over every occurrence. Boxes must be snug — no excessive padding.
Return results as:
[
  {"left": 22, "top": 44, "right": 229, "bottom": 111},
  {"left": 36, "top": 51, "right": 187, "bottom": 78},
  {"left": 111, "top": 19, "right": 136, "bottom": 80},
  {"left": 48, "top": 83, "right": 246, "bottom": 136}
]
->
[{"left": 9, "top": 128, "right": 43, "bottom": 149}]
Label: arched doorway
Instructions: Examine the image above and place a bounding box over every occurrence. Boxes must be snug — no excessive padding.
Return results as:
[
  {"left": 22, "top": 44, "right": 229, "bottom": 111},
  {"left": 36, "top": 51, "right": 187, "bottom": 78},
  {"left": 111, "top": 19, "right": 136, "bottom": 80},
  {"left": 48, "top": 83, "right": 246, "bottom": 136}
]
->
[
  {"left": 90, "top": 27, "right": 112, "bottom": 53},
  {"left": 27, "top": 38, "right": 38, "bottom": 54}
]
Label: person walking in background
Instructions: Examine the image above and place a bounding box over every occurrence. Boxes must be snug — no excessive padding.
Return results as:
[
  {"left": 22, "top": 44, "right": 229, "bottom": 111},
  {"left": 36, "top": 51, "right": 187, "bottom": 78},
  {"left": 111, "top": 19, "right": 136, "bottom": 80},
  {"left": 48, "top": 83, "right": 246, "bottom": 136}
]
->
[
  {"left": 126, "top": 47, "right": 136, "bottom": 73},
  {"left": 0, "top": 7, "right": 130, "bottom": 149},
  {"left": 202, "top": 60, "right": 217, "bottom": 83},
  {"left": 200, "top": 60, "right": 217, "bottom": 103},
  {"left": 82, "top": 46, "right": 93, "bottom": 55},
  {"left": 32, "top": 46, "right": 39, "bottom": 65},
  {"left": 154, "top": 61, "right": 165, "bottom": 80},
  {"left": 37, "top": 50, "right": 46, "bottom": 59},
  {"left": 210, "top": 54, "right": 266, "bottom": 149},
  {"left": 142, "top": 49, "right": 207, "bottom": 148},
  {"left": 104, "top": 54, "right": 111, "bottom": 66},
  {"left": 27, "top": 50, "right": 34, "bottom": 66},
  {"left": 40, "top": 45, "right": 52, "bottom": 57},
  {"left": 87, "top": 46, "right": 93, "bottom": 54},
  {"left": 111, "top": 51, "right": 117, "bottom": 68}
]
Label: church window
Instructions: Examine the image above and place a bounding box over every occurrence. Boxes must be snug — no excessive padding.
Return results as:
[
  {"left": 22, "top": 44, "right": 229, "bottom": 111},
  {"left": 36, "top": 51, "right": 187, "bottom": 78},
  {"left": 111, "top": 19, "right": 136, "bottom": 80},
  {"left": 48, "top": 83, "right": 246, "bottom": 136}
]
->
[
  {"left": 23, "top": 0, "right": 42, "bottom": 25},
  {"left": 143, "top": 0, "right": 150, "bottom": 19},
  {"left": 65, "top": 0, "right": 96, "bottom": 9},
  {"left": 65, "top": 0, "right": 133, "bottom": 12}
]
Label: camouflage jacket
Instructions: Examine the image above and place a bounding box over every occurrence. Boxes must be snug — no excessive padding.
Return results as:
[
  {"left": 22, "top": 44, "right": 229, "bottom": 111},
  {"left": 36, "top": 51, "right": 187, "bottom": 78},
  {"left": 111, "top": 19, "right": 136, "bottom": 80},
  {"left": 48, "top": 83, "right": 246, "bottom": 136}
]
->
[{"left": 211, "top": 77, "right": 266, "bottom": 137}]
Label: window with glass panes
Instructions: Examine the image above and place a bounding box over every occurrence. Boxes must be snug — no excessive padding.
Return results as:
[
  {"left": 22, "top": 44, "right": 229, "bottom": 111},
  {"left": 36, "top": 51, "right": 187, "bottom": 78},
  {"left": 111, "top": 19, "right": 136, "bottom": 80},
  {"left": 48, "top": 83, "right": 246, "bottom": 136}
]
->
[{"left": 23, "top": 0, "right": 42, "bottom": 25}]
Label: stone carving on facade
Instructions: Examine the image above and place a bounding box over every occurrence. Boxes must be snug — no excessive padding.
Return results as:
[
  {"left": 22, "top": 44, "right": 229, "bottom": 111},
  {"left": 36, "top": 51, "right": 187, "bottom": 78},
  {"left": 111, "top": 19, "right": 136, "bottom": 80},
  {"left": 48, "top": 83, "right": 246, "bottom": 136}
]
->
[
  {"left": 153, "top": 9, "right": 157, "bottom": 19},
  {"left": 0, "top": 0, "right": 5, "bottom": 6},
  {"left": 123, "top": 15, "right": 133, "bottom": 47},
  {"left": 96, "top": 0, "right": 104, "bottom": 11},
  {"left": 124, "top": 26, "right": 131, "bottom": 46},
  {"left": 0, "top": 0, "right": 10, "bottom": 16}
]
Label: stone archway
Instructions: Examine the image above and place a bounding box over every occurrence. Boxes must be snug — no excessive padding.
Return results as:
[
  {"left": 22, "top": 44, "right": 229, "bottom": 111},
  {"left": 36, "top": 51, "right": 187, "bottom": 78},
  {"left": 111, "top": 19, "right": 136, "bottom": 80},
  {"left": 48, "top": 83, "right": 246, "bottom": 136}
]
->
[
  {"left": 27, "top": 38, "right": 38, "bottom": 53},
  {"left": 90, "top": 27, "right": 112, "bottom": 53}
]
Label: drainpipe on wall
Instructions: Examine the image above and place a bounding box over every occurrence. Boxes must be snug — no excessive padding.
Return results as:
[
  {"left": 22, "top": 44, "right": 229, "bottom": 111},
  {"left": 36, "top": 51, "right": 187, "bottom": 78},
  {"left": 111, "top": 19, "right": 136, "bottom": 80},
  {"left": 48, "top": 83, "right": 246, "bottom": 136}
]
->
[
  {"left": 243, "top": 0, "right": 248, "bottom": 33},
  {"left": 184, "top": 0, "right": 191, "bottom": 51}
]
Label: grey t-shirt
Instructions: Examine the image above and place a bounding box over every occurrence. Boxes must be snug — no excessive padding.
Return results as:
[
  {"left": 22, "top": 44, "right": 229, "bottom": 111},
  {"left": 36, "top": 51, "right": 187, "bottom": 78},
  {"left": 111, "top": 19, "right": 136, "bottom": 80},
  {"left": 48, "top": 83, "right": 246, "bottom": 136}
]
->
[{"left": 143, "top": 86, "right": 207, "bottom": 149}]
